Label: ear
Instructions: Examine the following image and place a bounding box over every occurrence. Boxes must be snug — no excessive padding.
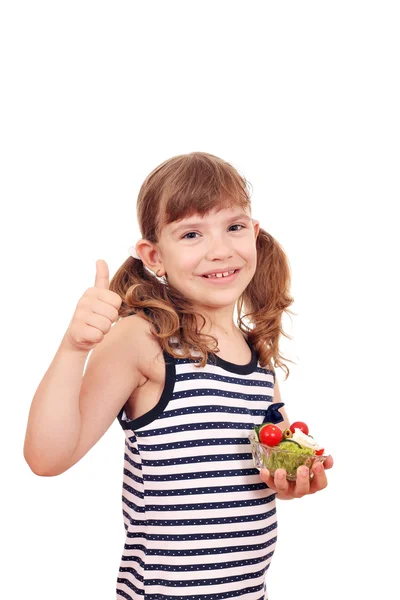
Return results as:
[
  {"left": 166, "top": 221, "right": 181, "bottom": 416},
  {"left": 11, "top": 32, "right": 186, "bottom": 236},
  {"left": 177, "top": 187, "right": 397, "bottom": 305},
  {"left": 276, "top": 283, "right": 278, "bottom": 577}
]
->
[
  {"left": 135, "top": 239, "right": 165, "bottom": 276},
  {"left": 251, "top": 219, "right": 260, "bottom": 240}
]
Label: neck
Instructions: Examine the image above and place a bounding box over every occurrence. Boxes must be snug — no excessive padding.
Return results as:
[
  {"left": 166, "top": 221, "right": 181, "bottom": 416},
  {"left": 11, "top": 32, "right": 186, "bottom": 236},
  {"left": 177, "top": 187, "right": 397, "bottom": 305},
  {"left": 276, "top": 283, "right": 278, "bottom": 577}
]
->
[{"left": 194, "top": 306, "right": 241, "bottom": 339}]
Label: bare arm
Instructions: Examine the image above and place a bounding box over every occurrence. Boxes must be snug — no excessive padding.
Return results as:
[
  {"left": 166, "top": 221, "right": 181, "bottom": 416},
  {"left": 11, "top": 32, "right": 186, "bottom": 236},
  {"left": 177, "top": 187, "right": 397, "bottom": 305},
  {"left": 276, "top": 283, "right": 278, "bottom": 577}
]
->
[
  {"left": 23, "top": 334, "right": 89, "bottom": 475},
  {"left": 23, "top": 315, "right": 144, "bottom": 476},
  {"left": 23, "top": 259, "right": 144, "bottom": 477}
]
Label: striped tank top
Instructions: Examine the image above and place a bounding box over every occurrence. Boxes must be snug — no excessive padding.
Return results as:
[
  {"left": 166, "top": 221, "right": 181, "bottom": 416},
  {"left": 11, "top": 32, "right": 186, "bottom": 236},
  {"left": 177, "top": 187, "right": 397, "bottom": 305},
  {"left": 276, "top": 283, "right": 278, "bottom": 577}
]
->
[{"left": 116, "top": 336, "right": 284, "bottom": 600}]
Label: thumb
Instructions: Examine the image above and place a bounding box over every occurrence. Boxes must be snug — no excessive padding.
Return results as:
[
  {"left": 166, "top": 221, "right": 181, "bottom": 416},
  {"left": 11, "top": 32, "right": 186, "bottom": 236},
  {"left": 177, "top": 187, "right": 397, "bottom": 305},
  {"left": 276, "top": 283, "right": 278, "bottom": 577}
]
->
[{"left": 95, "top": 259, "right": 110, "bottom": 289}]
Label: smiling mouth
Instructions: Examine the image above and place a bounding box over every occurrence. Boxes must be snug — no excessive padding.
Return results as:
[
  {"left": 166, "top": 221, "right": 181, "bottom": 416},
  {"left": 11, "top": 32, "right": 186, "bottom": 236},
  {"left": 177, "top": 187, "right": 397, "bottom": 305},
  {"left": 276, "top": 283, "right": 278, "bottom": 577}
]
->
[{"left": 200, "top": 269, "right": 241, "bottom": 281}]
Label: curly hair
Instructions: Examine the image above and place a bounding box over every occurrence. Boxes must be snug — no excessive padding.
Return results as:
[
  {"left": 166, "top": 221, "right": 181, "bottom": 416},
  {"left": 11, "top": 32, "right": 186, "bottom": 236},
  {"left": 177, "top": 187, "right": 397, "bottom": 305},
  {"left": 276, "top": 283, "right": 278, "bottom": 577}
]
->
[{"left": 109, "top": 151, "right": 295, "bottom": 380}]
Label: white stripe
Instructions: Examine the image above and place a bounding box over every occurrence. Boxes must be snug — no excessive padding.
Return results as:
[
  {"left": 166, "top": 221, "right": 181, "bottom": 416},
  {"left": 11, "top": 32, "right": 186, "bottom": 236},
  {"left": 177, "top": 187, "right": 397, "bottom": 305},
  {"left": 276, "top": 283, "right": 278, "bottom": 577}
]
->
[
  {"left": 174, "top": 377, "right": 273, "bottom": 393},
  {"left": 166, "top": 396, "right": 274, "bottom": 412},
  {"left": 136, "top": 458, "right": 256, "bottom": 475},
  {"left": 138, "top": 412, "right": 263, "bottom": 433},
  {"left": 136, "top": 429, "right": 255, "bottom": 444}
]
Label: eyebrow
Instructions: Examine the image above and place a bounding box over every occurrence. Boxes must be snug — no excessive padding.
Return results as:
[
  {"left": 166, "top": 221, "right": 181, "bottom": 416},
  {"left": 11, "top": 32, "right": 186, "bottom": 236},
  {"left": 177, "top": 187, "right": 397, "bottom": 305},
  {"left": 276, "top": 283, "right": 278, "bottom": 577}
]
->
[{"left": 171, "top": 213, "right": 252, "bottom": 235}]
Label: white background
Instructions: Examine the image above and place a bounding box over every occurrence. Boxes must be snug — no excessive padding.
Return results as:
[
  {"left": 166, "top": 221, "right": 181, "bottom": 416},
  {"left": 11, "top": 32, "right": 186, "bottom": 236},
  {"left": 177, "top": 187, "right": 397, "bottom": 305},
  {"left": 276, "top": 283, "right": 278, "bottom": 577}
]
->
[{"left": 1, "top": 1, "right": 399, "bottom": 599}]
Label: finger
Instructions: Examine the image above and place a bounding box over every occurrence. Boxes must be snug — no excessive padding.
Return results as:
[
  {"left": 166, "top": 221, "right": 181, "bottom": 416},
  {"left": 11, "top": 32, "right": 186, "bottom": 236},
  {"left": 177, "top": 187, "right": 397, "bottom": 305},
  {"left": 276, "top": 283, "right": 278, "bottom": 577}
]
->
[
  {"left": 95, "top": 260, "right": 110, "bottom": 290},
  {"left": 294, "top": 466, "right": 310, "bottom": 497},
  {"left": 323, "top": 455, "right": 334, "bottom": 470},
  {"left": 273, "top": 469, "right": 289, "bottom": 495},
  {"left": 310, "top": 460, "right": 328, "bottom": 493},
  {"left": 259, "top": 469, "right": 277, "bottom": 491}
]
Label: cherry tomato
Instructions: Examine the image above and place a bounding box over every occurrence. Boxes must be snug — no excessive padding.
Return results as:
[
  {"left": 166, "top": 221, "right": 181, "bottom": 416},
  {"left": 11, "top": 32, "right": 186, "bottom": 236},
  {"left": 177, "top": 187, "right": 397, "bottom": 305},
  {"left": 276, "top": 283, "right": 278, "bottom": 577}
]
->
[
  {"left": 259, "top": 424, "right": 283, "bottom": 446},
  {"left": 289, "top": 421, "right": 309, "bottom": 435},
  {"left": 315, "top": 448, "right": 325, "bottom": 456}
]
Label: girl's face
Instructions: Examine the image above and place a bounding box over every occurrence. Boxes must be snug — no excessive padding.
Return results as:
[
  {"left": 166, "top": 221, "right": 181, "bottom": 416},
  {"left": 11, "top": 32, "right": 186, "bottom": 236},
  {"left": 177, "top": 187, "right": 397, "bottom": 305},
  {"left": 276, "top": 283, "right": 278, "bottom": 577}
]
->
[{"left": 157, "top": 205, "right": 259, "bottom": 312}]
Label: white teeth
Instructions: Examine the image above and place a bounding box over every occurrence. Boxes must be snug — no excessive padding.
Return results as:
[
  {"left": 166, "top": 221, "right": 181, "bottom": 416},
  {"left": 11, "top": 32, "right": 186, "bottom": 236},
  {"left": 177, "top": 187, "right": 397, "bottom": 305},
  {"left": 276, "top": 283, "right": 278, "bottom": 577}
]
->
[{"left": 205, "top": 270, "right": 235, "bottom": 278}]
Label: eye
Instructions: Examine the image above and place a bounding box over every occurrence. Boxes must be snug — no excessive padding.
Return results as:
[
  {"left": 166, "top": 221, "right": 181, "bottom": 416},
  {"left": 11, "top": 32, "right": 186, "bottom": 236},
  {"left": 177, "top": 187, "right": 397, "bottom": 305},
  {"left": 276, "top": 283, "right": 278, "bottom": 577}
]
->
[
  {"left": 229, "top": 224, "right": 246, "bottom": 232},
  {"left": 181, "top": 224, "right": 246, "bottom": 240},
  {"left": 181, "top": 231, "right": 199, "bottom": 240}
]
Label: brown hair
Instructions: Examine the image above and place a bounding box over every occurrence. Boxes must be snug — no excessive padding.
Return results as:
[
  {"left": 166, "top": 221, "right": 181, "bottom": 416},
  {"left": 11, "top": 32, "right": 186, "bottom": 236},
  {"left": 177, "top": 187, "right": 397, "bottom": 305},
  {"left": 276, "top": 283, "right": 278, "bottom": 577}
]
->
[{"left": 109, "top": 151, "right": 295, "bottom": 379}]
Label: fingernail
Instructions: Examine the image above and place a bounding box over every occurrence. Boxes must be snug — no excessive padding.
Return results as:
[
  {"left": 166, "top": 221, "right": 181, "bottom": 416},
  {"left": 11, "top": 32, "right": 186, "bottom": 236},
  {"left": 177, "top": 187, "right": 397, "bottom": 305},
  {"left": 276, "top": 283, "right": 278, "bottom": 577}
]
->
[{"left": 300, "top": 467, "right": 308, "bottom": 477}]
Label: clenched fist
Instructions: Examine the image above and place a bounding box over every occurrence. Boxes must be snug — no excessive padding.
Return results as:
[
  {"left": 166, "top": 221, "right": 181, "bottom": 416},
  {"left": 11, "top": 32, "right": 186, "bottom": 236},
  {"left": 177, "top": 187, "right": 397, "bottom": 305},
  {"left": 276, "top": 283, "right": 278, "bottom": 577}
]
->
[{"left": 64, "top": 260, "right": 122, "bottom": 352}]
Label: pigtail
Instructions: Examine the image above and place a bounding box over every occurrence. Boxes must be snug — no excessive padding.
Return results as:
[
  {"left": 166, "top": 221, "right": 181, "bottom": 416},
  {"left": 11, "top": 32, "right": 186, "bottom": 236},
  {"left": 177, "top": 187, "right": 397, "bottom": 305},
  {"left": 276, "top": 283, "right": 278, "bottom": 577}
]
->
[{"left": 237, "top": 227, "right": 296, "bottom": 380}]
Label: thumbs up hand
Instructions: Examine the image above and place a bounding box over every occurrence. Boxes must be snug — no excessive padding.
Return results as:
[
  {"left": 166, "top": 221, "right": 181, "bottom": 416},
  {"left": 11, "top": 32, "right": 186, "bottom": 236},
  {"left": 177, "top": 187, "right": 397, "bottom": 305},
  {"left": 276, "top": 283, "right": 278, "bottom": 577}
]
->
[{"left": 64, "top": 260, "right": 123, "bottom": 352}]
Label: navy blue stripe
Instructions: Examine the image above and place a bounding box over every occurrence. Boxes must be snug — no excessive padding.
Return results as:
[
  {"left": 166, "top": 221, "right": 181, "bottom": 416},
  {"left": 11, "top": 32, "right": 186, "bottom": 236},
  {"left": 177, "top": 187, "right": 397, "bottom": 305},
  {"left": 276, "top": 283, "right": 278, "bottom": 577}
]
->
[
  {"left": 141, "top": 453, "right": 253, "bottom": 467},
  {"left": 117, "top": 588, "right": 143, "bottom": 599},
  {"left": 124, "top": 453, "right": 143, "bottom": 471},
  {"left": 122, "top": 509, "right": 139, "bottom": 528},
  {"left": 133, "top": 437, "right": 251, "bottom": 451},
  {"left": 123, "top": 482, "right": 144, "bottom": 500},
  {"left": 171, "top": 389, "right": 272, "bottom": 403},
  {"left": 127, "top": 505, "right": 276, "bottom": 529},
  {"left": 143, "top": 467, "right": 260, "bottom": 482},
  {"left": 121, "top": 554, "right": 271, "bottom": 573},
  {"left": 175, "top": 357, "right": 274, "bottom": 377},
  {"left": 122, "top": 497, "right": 145, "bottom": 513},
  {"left": 120, "top": 554, "right": 145, "bottom": 568},
  {"left": 120, "top": 566, "right": 143, "bottom": 583},
  {"left": 175, "top": 370, "right": 273, "bottom": 386},
  {"left": 143, "top": 582, "right": 266, "bottom": 600},
  {"left": 143, "top": 497, "right": 272, "bottom": 512},
  {"left": 117, "top": 578, "right": 144, "bottom": 596},
  {"left": 144, "top": 483, "right": 267, "bottom": 496},
  {"left": 123, "top": 536, "right": 277, "bottom": 557},
  {"left": 123, "top": 469, "right": 143, "bottom": 485},
  {"left": 158, "top": 405, "right": 268, "bottom": 419},
  {"left": 124, "top": 522, "right": 277, "bottom": 542},
  {"left": 145, "top": 565, "right": 268, "bottom": 587}
]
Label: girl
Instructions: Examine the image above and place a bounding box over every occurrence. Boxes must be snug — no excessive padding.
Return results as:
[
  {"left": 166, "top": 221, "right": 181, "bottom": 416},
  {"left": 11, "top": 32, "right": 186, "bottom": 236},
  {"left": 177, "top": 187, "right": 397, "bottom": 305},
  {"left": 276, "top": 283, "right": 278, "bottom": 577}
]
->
[{"left": 24, "top": 152, "right": 333, "bottom": 600}]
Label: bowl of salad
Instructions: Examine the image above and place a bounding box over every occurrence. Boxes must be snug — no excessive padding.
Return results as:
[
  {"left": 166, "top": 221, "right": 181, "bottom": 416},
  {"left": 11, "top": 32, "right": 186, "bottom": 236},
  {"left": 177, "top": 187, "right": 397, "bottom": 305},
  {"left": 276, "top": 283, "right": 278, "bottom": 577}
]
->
[{"left": 249, "top": 420, "right": 328, "bottom": 481}]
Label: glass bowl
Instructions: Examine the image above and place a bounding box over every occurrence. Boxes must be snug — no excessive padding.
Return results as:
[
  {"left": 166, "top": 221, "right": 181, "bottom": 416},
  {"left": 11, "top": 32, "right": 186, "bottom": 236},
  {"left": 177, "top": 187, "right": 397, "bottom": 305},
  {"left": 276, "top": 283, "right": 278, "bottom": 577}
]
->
[{"left": 248, "top": 432, "right": 328, "bottom": 481}]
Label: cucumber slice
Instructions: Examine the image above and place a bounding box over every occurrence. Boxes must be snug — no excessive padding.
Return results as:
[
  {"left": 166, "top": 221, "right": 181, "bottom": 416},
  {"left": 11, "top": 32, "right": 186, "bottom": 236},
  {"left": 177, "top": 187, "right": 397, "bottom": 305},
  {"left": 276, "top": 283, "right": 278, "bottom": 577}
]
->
[{"left": 279, "top": 439, "right": 302, "bottom": 449}]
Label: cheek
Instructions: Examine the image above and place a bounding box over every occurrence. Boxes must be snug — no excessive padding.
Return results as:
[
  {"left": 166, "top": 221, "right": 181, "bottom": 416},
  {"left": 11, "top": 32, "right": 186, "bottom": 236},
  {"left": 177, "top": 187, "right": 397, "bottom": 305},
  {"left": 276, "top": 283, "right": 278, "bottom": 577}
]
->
[
  {"left": 248, "top": 249, "right": 258, "bottom": 274},
  {"left": 243, "top": 244, "right": 257, "bottom": 263},
  {"left": 167, "top": 251, "right": 198, "bottom": 277},
  {"left": 181, "top": 256, "right": 198, "bottom": 272}
]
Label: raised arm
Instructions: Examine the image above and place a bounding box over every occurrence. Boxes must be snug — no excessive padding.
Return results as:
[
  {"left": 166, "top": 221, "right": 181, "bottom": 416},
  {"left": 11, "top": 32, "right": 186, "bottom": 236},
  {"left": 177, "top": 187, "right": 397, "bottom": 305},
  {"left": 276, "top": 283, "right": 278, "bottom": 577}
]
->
[{"left": 23, "top": 259, "right": 144, "bottom": 476}]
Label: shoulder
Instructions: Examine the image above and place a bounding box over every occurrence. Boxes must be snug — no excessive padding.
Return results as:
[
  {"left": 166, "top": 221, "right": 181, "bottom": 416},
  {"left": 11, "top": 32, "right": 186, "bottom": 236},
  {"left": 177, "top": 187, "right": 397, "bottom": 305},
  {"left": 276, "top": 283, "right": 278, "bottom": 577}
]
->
[
  {"left": 116, "top": 312, "right": 164, "bottom": 375},
  {"left": 117, "top": 311, "right": 159, "bottom": 344},
  {"left": 117, "top": 311, "right": 153, "bottom": 335}
]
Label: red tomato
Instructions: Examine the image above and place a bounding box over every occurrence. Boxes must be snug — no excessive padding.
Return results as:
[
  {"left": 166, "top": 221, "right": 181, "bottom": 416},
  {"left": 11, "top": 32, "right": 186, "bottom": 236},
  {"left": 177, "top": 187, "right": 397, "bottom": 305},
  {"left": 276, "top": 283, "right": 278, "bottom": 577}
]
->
[
  {"left": 315, "top": 448, "right": 325, "bottom": 456},
  {"left": 259, "top": 424, "right": 283, "bottom": 446},
  {"left": 289, "top": 421, "right": 309, "bottom": 435}
]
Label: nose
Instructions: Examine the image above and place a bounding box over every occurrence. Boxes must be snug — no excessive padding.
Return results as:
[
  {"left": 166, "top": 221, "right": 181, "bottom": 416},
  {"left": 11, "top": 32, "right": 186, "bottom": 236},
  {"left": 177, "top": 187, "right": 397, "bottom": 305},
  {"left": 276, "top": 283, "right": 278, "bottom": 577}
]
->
[{"left": 205, "top": 235, "right": 234, "bottom": 260}]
